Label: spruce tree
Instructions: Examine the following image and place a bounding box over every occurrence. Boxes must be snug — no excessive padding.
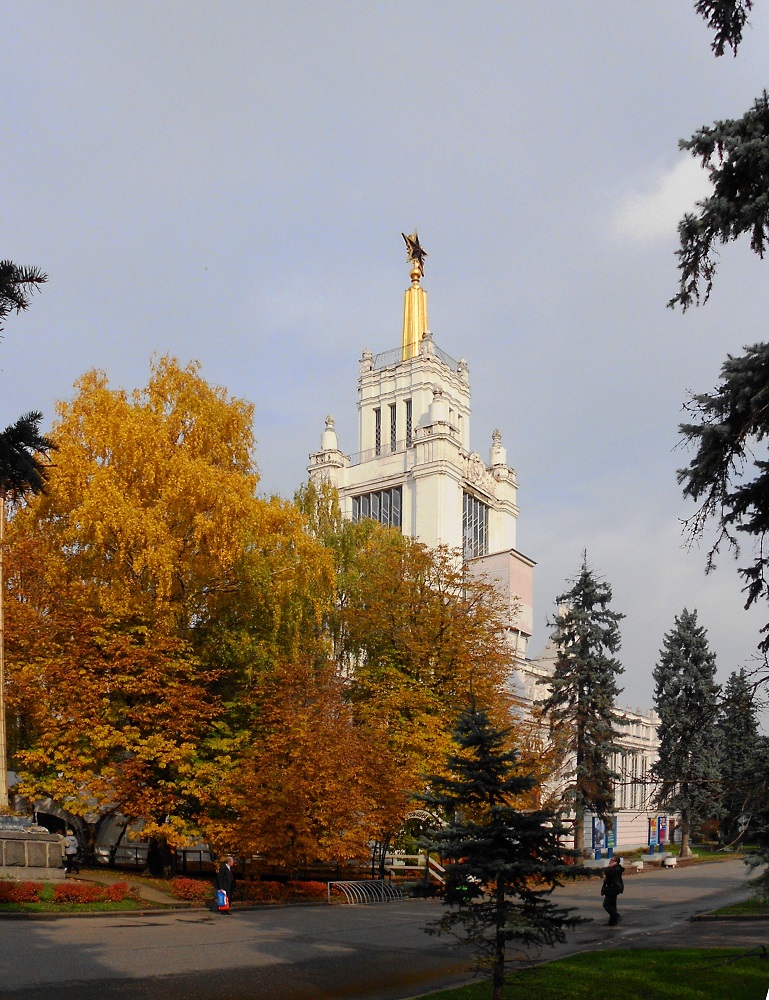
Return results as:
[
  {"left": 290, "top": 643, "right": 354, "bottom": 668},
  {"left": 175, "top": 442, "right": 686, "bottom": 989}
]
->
[
  {"left": 717, "top": 669, "right": 767, "bottom": 844},
  {"left": 539, "top": 556, "right": 625, "bottom": 854},
  {"left": 421, "top": 702, "right": 583, "bottom": 1000},
  {"left": 652, "top": 609, "right": 721, "bottom": 857}
]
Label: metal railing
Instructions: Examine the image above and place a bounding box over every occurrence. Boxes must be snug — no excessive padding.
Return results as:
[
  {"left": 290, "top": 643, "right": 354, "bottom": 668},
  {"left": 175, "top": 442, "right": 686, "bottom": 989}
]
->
[
  {"left": 384, "top": 853, "right": 446, "bottom": 885},
  {"left": 347, "top": 438, "right": 412, "bottom": 467},
  {"left": 328, "top": 880, "right": 404, "bottom": 904},
  {"left": 372, "top": 344, "right": 460, "bottom": 371}
]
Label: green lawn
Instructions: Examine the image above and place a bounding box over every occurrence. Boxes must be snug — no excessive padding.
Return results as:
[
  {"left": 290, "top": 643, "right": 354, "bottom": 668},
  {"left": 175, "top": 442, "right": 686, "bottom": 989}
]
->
[
  {"left": 424, "top": 949, "right": 769, "bottom": 999},
  {"left": 712, "top": 897, "right": 769, "bottom": 917}
]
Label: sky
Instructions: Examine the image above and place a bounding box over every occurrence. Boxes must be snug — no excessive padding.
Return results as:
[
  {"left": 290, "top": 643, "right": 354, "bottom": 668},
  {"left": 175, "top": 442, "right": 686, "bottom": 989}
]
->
[{"left": 3, "top": 1, "right": 769, "bottom": 718}]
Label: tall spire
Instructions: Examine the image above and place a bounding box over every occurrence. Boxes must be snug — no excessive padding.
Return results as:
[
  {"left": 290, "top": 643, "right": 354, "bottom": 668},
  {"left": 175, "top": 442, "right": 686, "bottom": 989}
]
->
[{"left": 401, "top": 230, "right": 429, "bottom": 361}]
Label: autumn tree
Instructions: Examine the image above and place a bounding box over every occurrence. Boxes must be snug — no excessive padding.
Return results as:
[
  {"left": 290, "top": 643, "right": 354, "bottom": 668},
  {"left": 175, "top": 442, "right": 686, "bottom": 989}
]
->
[
  {"left": 5, "top": 357, "right": 346, "bottom": 862},
  {"left": 421, "top": 701, "right": 582, "bottom": 1000},
  {"left": 0, "top": 412, "right": 55, "bottom": 810},
  {"left": 197, "top": 655, "right": 379, "bottom": 868},
  {"left": 332, "top": 524, "right": 519, "bottom": 848},
  {"left": 539, "top": 556, "right": 625, "bottom": 854},
  {"left": 652, "top": 609, "right": 721, "bottom": 858}
]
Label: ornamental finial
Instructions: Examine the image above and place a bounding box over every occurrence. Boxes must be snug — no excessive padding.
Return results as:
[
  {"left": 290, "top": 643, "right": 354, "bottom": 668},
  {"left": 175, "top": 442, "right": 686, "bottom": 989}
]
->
[{"left": 402, "top": 230, "right": 427, "bottom": 284}]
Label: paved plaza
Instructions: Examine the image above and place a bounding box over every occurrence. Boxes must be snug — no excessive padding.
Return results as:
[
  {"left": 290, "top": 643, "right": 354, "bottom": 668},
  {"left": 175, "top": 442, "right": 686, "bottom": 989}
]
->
[{"left": 0, "top": 860, "right": 765, "bottom": 999}]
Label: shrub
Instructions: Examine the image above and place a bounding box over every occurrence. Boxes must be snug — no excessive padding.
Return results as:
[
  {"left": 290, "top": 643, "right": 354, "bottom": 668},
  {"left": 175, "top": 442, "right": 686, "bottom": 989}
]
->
[
  {"left": 54, "top": 882, "right": 105, "bottom": 904},
  {"left": 105, "top": 882, "right": 131, "bottom": 902},
  {"left": 238, "top": 880, "right": 284, "bottom": 903},
  {"left": 169, "top": 877, "right": 212, "bottom": 902},
  {"left": 285, "top": 881, "right": 327, "bottom": 899},
  {"left": 0, "top": 880, "right": 43, "bottom": 903}
]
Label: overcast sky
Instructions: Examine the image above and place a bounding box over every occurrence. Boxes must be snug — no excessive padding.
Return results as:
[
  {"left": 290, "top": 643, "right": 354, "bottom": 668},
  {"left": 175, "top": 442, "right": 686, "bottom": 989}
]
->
[{"left": 4, "top": 2, "right": 769, "bottom": 718}]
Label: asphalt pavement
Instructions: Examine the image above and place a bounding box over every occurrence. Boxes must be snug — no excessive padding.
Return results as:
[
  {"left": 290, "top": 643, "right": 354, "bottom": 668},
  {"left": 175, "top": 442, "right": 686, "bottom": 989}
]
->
[{"left": 0, "top": 859, "right": 765, "bottom": 999}]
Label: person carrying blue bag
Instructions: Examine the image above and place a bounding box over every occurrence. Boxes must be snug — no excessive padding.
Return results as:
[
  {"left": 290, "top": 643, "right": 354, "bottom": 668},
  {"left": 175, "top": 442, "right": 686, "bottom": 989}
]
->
[{"left": 216, "top": 855, "right": 236, "bottom": 913}]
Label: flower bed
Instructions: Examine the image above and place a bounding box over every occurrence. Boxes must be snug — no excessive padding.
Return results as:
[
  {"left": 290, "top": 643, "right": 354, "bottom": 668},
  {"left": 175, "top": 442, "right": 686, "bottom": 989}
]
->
[
  {"left": 54, "top": 881, "right": 131, "bottom": 904},
  {"left": 169, "top": 877, "right": 214, "bottom": 902},
  {"left": 0, "top": 880, "right": 43, "bottom": 903}
]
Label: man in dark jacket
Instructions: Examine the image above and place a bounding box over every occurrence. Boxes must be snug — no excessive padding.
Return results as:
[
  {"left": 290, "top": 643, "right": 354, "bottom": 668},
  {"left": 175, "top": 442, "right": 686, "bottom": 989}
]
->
[
  {"left": 601, "top": 856, "right": 625, "bottom": 926},
  {"left": 216, "top": 855, "right": 236, "bottom": 910}
]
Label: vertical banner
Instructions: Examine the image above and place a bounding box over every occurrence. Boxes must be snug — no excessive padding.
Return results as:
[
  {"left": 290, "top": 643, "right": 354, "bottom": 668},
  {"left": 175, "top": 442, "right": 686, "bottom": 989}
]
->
[
  {"left": 592, "top": 817, "right": 606, "bottom": 851},
  {"left": 649, "top": 816, "right": 659, "bottom": 848},
  {"left": 658, "top": 816, "right": 667, "bottom": 845},
  {"left": 606, "top": 818, "right": 617, "bottom": 850}
]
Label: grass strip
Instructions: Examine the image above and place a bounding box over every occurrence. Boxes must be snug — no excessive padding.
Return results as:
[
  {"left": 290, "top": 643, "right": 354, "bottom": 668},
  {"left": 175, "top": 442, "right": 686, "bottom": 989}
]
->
[{"left": 424, "top": 948, "right": 769, "bottom": 999}]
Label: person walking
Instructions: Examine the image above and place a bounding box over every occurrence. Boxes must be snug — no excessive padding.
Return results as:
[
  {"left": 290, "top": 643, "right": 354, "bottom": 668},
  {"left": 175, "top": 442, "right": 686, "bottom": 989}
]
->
[
  {"left": 216, "top": 855, "right": 236, "bottom": 912},
  {"left": 601, "top": 856, "right": 625, "bottom": 926},
  {"left": 63, "top": 829, "right": 80, "bottom": 874}
]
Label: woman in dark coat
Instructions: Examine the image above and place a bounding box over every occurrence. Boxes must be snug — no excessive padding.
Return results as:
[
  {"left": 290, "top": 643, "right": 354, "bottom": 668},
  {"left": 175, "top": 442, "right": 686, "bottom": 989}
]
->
[{"left": 601, "top": 856, "right": 625, "bottom": 926}]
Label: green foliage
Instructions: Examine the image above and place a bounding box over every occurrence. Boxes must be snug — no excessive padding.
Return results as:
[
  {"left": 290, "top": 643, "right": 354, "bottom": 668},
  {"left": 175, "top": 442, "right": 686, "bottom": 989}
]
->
[
  {"left": 695, "top": 0, "right": 755, "bottom": 57},
  {"left": 678, "top": 343, "right": 769, "bottom": 655},
  {"left": 670, "top": 92, "right": 769, "bottom": 311},
  {"left": 539, "top": 556, "right": 625, "bottom": 850},
  {"left": 652, "top": 609, "right": 721, "bottom": 854},
  {"left": 0, "top": 412, "right": 56, "bottom": 503},
  {"left": 421, "top": 702, "right": 583, "bottom": 1000},
  {"left": 0, "top": 260, "right": 47, "bottom": 336},
  {"left": 716, "top": 669, "right": 767, "bottom": 843}
]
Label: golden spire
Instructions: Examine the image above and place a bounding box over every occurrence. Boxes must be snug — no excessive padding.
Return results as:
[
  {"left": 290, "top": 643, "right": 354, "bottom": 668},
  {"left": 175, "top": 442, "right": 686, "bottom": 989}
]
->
[{"left": 401, "top": 230, "right": 428, "bottom": 361}]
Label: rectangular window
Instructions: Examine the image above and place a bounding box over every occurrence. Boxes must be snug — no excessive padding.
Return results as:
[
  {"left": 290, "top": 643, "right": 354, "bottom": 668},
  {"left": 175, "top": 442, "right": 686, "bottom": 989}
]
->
[
  {"left": 374, "top": 408, "right": 381, "bottom": 456},
  {"left": 405, "top": 399, "right": 413, "bottom": 447},
  {"left": 389, "top": 403, "right": 397, "bottom": 453},
  {"left": 351, "top": 487, "right": 402, "bottom": 529},
  {"left": 462, "top": 492, "right": 489, "bottom": 559}
]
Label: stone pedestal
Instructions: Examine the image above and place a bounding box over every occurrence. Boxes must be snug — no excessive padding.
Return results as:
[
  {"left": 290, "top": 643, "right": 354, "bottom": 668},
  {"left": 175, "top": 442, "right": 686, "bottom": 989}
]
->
[{"left": 0, "top": 821, "right": 66, "bottom": 882}]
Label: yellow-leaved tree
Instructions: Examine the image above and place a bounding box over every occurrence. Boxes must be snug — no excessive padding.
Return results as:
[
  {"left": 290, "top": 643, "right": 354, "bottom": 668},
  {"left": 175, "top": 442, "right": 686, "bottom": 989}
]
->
[{"left": 5, "top": 357, "right": 336, "bottom": 859}]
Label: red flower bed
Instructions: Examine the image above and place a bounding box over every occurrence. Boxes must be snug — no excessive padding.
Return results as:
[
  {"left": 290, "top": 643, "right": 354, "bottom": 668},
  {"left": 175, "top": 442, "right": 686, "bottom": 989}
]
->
[
  {"left": 169, "top": 877, "right": 213, "bottom": 902},
  {"left": 0, "top": 881, "right": 43, "bottom": 903},
  {"left": 54, "top": 882, "right": 106, "bottom": 904},
  {"left": 105, "top": 882, "right": 131, "bottom": 902}
]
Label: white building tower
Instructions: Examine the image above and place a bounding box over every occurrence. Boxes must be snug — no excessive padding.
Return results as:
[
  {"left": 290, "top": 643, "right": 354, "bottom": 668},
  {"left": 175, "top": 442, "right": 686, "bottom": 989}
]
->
[{"left": 308, "top": 232, "right": 534, "bottom": 659}]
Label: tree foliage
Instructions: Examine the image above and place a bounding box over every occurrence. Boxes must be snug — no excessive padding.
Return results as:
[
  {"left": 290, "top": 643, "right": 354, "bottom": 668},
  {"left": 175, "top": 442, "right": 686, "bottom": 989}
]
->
[
  {"left": 421, "top": 702, "right": 582, "bottom": 1000},
  {"left": 678, "top": 342, "right": 769, "bottom": 653},
  {"left": 3, "top": 358, "right": 521, "bottom": 865},
  {"left": 0, "top": 261, "right": 47, "bottom": 337},
  {"left": 716, "top": 668, "right": 768, "bottom": 843},
  {"left": 539, "top": 556, "right": 624, "bottom": 853},
  {"left": 669, "top": 91, "right": 769, "bottom": 311},
  {"left": 336, "top": 525, "right": 519, "bottom": 841},
  {"left": 652, "top": 608, "right": 721, "bottom": 857},
  {"left": 695, "top": 0, "right": 755, "bottom": 57}
]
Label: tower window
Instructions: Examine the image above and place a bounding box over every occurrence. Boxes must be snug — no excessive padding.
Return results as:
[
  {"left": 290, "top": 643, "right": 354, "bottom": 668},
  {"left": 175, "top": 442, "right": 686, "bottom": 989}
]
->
[
  {"left": 352, "top": 487, "right": 402, "bottom": 529},
  {"left": 462, "top": 492, "right": 489, "bottom": 559},
  {"left": 389, "top": 403, "right": 397, "bottom": 452},
  {"left": 405, "top": 399, "right": 413, "bottom": 447},
  {"left": 374, "top": 408, "right": 381, "bottom": 456}
]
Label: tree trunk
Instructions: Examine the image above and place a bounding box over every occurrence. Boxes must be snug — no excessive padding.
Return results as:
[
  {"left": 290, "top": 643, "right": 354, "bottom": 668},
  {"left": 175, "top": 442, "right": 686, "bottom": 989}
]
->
[
  {"left": 492, "top": 882, "right": 506, "bottom": 1000},
  {"left": 678, "top": 824, "right": 692, "bottom": 858}
]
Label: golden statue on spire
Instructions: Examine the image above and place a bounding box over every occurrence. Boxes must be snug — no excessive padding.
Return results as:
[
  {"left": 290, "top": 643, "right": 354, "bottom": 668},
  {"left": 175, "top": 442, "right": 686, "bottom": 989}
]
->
[
  {"left": 401, "top": 230, "right": 428, "bottom": 360},
  {"left": 402, "top": 230, "right": 427, "bottom": 281}
]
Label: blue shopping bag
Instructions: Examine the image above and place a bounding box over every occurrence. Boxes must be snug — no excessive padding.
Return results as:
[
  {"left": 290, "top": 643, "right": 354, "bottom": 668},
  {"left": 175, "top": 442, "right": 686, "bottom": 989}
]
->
[{"left": 216, "top": 889, "right": 229, "bottom": 911}]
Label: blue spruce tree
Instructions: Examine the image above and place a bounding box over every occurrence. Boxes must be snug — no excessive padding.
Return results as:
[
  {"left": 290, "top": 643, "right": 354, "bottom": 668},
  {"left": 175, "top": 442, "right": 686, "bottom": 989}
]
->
[{"left": 652, "top": 609, "right": 721, "bottom": 857}]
